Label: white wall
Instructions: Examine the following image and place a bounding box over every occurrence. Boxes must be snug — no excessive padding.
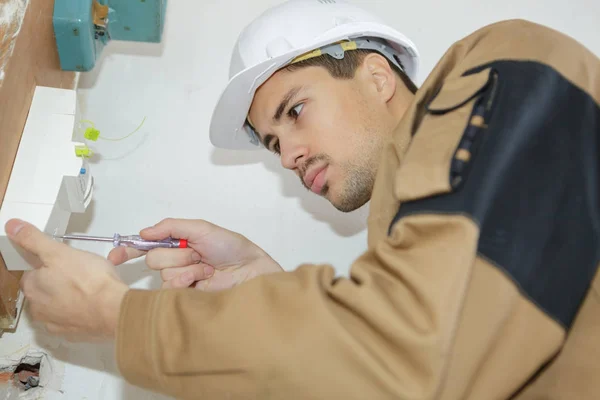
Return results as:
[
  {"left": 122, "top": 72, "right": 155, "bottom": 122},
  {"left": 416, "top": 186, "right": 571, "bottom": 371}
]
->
[{"left": 2, "top": 0, "right": 599, "bottom": 398}]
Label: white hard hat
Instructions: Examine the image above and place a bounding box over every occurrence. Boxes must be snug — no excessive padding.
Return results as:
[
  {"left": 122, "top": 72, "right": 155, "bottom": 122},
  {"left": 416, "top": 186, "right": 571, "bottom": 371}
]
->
[{"left": 209, "top": 0, "right": 420, "bottom": 150}]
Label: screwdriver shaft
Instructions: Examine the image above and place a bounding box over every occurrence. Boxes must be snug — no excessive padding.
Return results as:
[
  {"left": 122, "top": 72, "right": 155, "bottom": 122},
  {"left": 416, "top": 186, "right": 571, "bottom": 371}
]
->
[
  {"left": 54, "top": 233, "right": 188, "bottom": 250},
  {"left": 57, "top": 234, "right": 114, "bottom": 242}
]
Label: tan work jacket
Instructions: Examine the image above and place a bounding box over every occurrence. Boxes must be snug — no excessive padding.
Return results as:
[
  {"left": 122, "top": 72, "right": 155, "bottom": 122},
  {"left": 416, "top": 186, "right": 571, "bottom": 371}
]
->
[{"left": 115, "top": 19, "right": 600, "bottom": 399}]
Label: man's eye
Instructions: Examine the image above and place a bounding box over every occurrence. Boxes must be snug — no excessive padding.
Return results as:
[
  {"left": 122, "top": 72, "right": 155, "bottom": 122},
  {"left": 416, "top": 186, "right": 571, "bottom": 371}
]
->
[
  {"left": 288, "top": 103, "right": 304, "bottom": 119},
  {"left": 273, "top": 142, "right": 280, "bottom": 155}
]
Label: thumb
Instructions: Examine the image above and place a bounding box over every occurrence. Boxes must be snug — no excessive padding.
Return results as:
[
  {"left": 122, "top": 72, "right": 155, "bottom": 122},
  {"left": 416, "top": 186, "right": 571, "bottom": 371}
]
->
[{"left": 5, "top": 219, "right": 64, "bottom": 264}]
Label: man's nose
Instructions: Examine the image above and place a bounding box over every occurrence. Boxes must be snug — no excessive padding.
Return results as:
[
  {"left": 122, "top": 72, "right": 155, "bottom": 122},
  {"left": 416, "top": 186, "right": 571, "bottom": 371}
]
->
[{"left": 280, "top": 138, "right": 308, "bottom": 170}]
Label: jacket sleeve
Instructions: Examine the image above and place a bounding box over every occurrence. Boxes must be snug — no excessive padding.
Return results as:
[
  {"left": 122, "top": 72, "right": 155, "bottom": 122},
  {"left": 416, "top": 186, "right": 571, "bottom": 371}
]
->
[{"left": 115, "top": 213, "right": 485, "bottom": 400}]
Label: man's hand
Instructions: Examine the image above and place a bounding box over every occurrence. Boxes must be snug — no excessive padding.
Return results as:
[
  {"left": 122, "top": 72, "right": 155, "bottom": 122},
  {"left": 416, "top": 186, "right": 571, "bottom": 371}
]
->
[
  {"left": 108, "top": 218, "right": 283, "bottom": 291},
  {"left": 4, "top": 219, "right": 129, "bottom": 342}
]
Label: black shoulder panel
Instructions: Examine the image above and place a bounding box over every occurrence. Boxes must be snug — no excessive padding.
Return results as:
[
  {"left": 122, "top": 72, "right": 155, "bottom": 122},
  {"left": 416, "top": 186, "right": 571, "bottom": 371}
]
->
[{"left": 390, "top": 60, "right": 600, "bottom": 329}]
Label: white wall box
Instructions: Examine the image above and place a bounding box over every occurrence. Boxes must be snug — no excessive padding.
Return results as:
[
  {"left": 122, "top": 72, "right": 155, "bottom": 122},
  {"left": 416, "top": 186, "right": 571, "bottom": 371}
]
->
[{"left": 0, "top": 86, "right": 93, "bottom": 271}]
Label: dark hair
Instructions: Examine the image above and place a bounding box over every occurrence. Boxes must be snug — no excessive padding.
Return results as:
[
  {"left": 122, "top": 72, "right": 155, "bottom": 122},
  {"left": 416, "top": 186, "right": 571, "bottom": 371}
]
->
[{"left": 283, "top": 49, "right": 418, "bottom": 94}]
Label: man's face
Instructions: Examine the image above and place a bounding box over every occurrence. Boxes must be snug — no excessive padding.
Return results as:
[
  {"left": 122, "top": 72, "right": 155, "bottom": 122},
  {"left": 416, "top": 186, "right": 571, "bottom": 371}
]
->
[{"left": 248, "top": 58, "right": 399, "bottom": 212}]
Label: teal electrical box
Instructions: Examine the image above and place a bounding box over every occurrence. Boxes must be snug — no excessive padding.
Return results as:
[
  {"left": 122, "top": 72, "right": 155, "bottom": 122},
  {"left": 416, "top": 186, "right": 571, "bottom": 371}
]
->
[{"left": 53, "top": 0, "right": 168, "bottom": 71}]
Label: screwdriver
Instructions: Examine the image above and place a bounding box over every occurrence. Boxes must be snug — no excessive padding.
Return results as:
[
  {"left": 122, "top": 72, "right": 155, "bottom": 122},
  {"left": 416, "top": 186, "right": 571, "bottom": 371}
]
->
[{"left": 54, "top": 233, "right": 188, "bottom": 251}]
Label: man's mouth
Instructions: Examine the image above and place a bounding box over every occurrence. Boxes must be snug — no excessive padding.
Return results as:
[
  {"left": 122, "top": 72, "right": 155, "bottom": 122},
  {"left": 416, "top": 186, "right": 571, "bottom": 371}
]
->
[{"left": 303, "top": 165, "right": 328, "bottom": 194}]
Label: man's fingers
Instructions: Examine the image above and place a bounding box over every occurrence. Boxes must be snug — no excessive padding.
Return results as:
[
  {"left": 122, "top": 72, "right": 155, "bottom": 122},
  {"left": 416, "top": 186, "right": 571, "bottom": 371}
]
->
[
  {"left": 140, "top": 218, "right": 216, "bottom": 242},
  {"left": 160, "top": 264, "right": 214, "bottom": 288},
  {"left": 4, "top": 219, "right": 63, "bottom": 266},
  {"left": 146, "top": 248, "right": 203, "bottom": 270},
  {"left": 107, "top": 247, "right": 145, "bottom": 266}
]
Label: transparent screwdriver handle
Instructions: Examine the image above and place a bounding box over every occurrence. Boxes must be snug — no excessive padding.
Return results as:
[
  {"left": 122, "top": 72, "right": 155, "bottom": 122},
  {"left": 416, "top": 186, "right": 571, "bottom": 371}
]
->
[{"left": 113, "top": 234, "right": 188, "bottom": 251}]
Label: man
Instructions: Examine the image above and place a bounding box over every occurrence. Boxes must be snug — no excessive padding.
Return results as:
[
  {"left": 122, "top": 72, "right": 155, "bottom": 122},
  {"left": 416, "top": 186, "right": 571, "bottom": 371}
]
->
[{"left": 4, "top": 0, "right": 600, "bottom": 398}]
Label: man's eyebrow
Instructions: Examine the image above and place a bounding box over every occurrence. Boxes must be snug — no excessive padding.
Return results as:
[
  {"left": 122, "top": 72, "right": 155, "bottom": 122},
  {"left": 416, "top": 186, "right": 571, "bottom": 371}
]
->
[
  {"left": 273, "top": 86, "right": 302, "bottom": 122},
  {"left": 247, "top": 86, "right": 303, "bottom": 149},
  {"left": 246, "top": 86, "right": 303, "bottom": 149}
]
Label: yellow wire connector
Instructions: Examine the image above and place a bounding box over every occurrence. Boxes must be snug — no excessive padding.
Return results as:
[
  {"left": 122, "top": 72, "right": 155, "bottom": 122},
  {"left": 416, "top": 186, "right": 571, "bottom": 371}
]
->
[
  {"left": 84, "top": 127, "right": 101, "bottom": 141},
  {"left": 75, "top": 145, "right": 93, "bottom": 158}
]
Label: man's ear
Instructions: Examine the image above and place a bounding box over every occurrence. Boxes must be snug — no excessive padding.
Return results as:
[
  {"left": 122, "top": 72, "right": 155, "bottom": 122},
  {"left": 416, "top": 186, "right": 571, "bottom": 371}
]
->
[{"left": 361, "top": 52, "right": 397, "bottom": 103}]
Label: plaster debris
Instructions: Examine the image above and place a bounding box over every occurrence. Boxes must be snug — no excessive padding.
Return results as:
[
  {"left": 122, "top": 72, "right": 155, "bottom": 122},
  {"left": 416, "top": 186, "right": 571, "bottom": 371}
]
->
[
  {"left": 0, "top": 350, "right": 65, "bottom": 399},
  {"left": 0, "top": 0, "right": 30, "bottom": 86}
]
